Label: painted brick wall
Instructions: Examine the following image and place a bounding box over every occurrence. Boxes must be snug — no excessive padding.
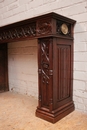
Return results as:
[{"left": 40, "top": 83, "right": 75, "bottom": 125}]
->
[
  {"left": 8, "top": 39, "right": 38, "bottom": 98},
  {"left": 0, "top": 0, "right": 87, "bottom": 113}
]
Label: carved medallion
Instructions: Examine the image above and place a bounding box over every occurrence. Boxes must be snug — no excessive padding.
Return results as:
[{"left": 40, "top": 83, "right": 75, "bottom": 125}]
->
[
  {"left": 61, "top": 23, "right": 68, "bottom": 35},
  {"left": 56, "top": 20, "right": 71, "bottom": 36},
  {"left": 37, "top": 19, "right": 52, "bottom": 35}
]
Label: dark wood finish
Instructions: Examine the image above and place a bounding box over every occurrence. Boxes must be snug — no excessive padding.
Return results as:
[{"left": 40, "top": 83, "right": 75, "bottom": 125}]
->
[
  {"left": 0, "top": 43, "right": 8, "bottom": 92},
  {"left": 36, "top": 37, "right": 74, "bottom": 123},
  {"left": 0, "top": 12, "right": 75, "bottom": 43},
  {"left": 0, "top": 12, "right": 76, "bottom": 123},
  {"left": 37, "top": 38, "right": 53, "bottom": 110}
]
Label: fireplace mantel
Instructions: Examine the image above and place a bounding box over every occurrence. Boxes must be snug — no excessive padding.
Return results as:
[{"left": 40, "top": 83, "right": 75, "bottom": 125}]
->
[
  {"left": 0, "top": 12, "right": 75, "bottom": 43},
  {"left": 0, "top": 12, "right": 76, "bottom": 123}
]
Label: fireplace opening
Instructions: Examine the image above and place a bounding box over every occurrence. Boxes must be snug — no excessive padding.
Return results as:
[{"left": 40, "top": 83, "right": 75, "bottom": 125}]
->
[{"left": 8, "top": 39, "right": 38, "bottom": 98}]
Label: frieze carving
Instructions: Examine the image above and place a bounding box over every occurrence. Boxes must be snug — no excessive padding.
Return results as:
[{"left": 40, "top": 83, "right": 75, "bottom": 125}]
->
[
  {"left": 56, "top": 20, "right": 71, "bottom": 36},
  {"left": 0, "top": 23, "right": 36, "bottom": 41},
  {"left": 37, "top": 19, "right": 52, "bottom": 35},
  {"left": 0, "top": 20, "right": 52, "bottom": 42}
]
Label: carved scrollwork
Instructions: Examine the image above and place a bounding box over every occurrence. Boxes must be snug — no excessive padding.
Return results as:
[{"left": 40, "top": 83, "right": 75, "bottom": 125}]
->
[
  {"left": 56, "top": 20, "right": 71, "bottom": 36},
  {"left": 0, "top": 23, "right": 36, "bottom": 41},
  {"left": 37, "top": 19, "right": 52, "bottom": 35}
]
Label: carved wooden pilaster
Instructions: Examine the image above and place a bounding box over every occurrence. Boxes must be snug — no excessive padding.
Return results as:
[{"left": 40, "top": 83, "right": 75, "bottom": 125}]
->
[{"left": 37, "top": 38, "right": 53, "bottom": 111}]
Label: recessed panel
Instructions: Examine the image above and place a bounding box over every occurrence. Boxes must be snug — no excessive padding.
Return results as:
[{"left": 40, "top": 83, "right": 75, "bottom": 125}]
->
[{"left": 57, "top": 45, "right": 71, "bottom": 102}]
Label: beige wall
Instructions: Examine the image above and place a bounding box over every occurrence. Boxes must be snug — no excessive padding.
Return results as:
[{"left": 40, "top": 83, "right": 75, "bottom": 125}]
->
[
  {"left": 0, "top": 0, "right": 87, "bottom": 113},
  {"left": 8, "top": 39, "right": 38, "bottom": 98}
]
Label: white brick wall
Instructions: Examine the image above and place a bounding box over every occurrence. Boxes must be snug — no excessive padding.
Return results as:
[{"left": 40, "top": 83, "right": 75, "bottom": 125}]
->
[
  {"left": 8, "top": 39, "right": 38, "bottom": 98},
  {"left": 0, "top": 0, "right": 87, "bottom": 113}
]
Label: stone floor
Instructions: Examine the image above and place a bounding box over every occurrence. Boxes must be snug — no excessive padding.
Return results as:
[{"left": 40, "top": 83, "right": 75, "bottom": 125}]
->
[{"left": 0, "top": 92, "right": 87, "bottom": 130}]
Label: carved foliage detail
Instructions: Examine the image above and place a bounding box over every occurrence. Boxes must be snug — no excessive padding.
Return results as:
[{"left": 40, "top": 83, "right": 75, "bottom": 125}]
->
[
  {"left": 40, "top": 39, "right": 50, "bottom": 84},
  {"left": 39, "top": 38, "right": 53, "bottom": 108},
  {"left": 37, "top": 19, "right": 52, "bottom": 35},
  {"left": 0, "top": 23, "right": 36, "bottom": 41},
  {"left": 39, "top": 38, "right": 51, "bottom": 108}
]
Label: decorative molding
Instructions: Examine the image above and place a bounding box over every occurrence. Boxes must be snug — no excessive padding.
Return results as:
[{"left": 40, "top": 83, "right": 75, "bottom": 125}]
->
[
  {"left": 0, "top": 20, "right": 52, "bottom": 42},
  {"left": 0, "top": 23, "right": 36, "bottom": 41}
]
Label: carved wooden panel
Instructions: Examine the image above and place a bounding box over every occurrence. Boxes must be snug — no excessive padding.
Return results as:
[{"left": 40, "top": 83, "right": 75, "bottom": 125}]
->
[
  {"left": 53, "top": 38, "right": 73, "bottom": 109},
  {"left": 0, "top": 19, "right": 52, "bottom": 43},
  {"left": 41, "top": 41, "right": 49, "bottom": 108},
  {"left": 57, "top": 45, "right": 71, "bottom": 101},
  {"left": 38, "top": 38, "right": 53, "bottom": 109},
  {"left": 0, "top": 23, "right": 36, "bottom": 42},
  {"left": 37, "top": 19, "right": 52, "bottom": 35}
]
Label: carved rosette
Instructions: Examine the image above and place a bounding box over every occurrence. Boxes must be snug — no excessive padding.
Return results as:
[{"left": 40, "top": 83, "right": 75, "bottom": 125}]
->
[
  {"left": 37, "top": 19, "right": 52, "bottom": 35},
  {"left": 56, "top": 20, "right": 71, "bottom": 36},
  {"left": 0, "top": 23, "right": 36, "bottom": 41}
]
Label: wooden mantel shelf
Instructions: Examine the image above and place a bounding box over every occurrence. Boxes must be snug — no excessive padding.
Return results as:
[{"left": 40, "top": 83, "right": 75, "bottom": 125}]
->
[
  {"left": 0, "top": 12, "right": 76, "bottom": 123},
  {"left": 0, "top": 12, "right": 76, "bottom": 43}
]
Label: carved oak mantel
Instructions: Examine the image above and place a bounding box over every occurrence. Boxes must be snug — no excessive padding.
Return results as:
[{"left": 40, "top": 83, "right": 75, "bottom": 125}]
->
[{"left": 0, "top": 12, "right": 76, "bottom": 123}]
